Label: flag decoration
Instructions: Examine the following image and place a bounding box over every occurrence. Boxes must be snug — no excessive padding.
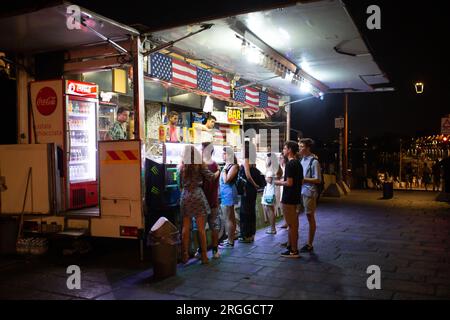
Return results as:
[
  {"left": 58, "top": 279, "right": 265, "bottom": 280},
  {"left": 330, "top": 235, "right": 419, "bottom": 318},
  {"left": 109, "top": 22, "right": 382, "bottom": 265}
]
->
[
  {"left": 197, "top": 67, "right": 212, "bottom": 93},
  {"left": 149, "top": 53, "right": 283, "bottom": 113},
  {"left": 212, "top": 75, "right": 230, "bottom": 98},
  {"left": 172, "top": 58, "right": 197, "bottom": 88},
  {"left": 149, "top": 53, "right": 172, "bottom": 82},
  {"left": 233, "top": 83, "right": 246, "bottom": 103},
  {"left": 245, "top": 87, "right": 259, "bottom": 107},
  {"left": 259, "top": 92, "right": 280, "bottom": 117}
]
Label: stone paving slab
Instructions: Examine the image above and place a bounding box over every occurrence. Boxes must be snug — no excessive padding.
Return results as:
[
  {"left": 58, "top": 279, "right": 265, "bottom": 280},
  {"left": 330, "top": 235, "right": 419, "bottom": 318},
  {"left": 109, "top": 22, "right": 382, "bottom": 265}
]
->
[{"left": 1, "top": 190, "right": 449, "bottom": 300}]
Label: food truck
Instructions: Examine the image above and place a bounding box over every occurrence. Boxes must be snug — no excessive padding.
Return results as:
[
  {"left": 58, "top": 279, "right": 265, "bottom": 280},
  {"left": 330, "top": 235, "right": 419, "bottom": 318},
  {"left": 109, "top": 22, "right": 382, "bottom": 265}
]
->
[{"left": 0, "top": 0, "right": 390, "bottom": 255}]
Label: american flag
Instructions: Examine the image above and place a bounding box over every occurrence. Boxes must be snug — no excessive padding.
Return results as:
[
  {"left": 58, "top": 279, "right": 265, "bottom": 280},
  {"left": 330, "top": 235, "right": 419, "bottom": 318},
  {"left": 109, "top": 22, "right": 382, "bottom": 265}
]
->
[
  {"left": 172, "top": 58, "right": 197, "bottom": 88},
  {"left": 259, "top": 92, "right": 280, "bottom": 117},
  {"left": 245, "top": 87, "right": 259, "bottom": 107},
  {"left": 233, "top": 83, "right": 246, "bottom": 103},
  {"left": 149, "top": 53, "right": 172, "bottom": 82},
  {"left": 197, "top": 67, "right": 212, "bottom": 93},
  {"left": 197, "top": 68, "right": 230, "bottom": 98},
  {"left": 212, "top": 75, "right": 230, "bottom": 98}
]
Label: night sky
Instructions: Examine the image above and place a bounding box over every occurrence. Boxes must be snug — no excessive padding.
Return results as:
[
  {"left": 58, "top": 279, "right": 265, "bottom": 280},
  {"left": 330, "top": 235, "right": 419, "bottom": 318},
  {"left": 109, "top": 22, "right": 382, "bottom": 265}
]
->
[{"left": 293, "top": 0, "right": 449, "bottom": 141}]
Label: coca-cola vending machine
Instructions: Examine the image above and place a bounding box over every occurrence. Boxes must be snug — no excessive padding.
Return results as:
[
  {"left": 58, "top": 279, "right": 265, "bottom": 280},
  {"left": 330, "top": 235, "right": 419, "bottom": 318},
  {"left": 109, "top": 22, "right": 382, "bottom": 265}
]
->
[{"left": 30, "top": 79, "right": 99, "bottom": 211}]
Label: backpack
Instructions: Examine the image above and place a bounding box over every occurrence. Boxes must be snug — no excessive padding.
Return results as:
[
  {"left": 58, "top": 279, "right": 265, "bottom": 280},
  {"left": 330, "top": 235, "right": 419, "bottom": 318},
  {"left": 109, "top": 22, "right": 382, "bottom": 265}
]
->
[
  {"left": 225, "top": 164, "right": 245, "bottom": 195},
  {"left": 236, "top": 166, "right": 247, "bottom": 195}
]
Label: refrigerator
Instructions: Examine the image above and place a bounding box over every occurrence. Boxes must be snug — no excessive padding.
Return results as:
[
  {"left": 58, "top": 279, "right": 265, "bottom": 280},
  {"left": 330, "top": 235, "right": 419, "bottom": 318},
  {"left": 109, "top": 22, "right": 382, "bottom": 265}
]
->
[
  {"left": 30, "top": 79, "right": 100, "bottom": 211},
  {"left": 65, "top": 80, "right": 99, "bottom": 209}
]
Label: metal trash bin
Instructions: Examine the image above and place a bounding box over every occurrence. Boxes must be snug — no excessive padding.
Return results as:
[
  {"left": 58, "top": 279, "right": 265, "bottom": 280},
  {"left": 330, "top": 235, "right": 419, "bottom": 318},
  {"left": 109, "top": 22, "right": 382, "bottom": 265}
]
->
[
  {"left": 148, "top": 217, "right": 179, "bottom": 280},
  {"left": 383, "top": 182, "right": 394, "bottom": 199}
]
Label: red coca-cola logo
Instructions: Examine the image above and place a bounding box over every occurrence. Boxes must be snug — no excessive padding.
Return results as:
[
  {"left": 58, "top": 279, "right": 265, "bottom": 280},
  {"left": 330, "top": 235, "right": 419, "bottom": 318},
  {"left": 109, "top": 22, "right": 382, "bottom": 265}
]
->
[{"left": 36, "top": 87, "right": 57, "bottom": 116}]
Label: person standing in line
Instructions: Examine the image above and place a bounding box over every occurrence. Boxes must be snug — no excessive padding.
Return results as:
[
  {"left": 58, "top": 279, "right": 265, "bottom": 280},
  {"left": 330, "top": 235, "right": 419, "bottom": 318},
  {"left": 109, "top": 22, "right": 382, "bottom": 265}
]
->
[
  {"left": 277, "top": 154, "right": 287, "bottom": 227},
  {"left": 262, "top": 169, "right": 277, "bottom": 234},
  {"left": 218, "top": 147, "right": 239, "bottom": 248},
  {"left": 201, "top": 142, "right": 221, "bottom": 259},
  {"left": 178, "top": 145, "right": 219, "bottom": 264},
  {"left": 298, "top": 138, "right": 322, "bottom": 253},
  {"left": 274, "top": 141, "right": 303, "bottom": 258},
  {"left": 239, "top": 141, "right": 261, "bottom": 243}
]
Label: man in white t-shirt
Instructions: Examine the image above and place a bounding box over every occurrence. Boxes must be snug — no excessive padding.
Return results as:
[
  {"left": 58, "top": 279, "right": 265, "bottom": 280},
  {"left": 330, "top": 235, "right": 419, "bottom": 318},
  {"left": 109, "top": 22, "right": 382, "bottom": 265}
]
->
[
  {"left": 299, "top": 138, "right": 321, "bottom": 253},
  {"left": 201, "top": 114, "right": 216, "bottom": 143}
]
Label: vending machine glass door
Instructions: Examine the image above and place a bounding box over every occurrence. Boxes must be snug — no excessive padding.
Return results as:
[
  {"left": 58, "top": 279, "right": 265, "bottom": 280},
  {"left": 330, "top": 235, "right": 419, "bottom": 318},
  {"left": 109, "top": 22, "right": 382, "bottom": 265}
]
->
[{"left": 67, "top": 97, "right": 97, "bottom": 183}]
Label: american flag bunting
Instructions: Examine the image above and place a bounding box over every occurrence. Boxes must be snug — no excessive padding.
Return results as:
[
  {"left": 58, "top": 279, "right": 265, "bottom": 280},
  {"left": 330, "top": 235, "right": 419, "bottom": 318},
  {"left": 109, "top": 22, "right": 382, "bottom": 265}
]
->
[
  {"left": 172, "top": 58, "right": 197, "bottom": 88},
  {"left": 259, "top": 92, "right": 280, "bottom": 117}
]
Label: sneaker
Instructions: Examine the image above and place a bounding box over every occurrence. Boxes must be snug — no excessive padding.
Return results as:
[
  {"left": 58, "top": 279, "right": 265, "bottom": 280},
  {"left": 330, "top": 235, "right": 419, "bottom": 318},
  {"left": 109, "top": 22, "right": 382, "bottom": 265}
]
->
[
  {"left": 281, "top": 249, "right": 300, "bottom": 258},
  {"left": 238, "top": 237, "right": 253, "bottom": 243},
  {"left": 219, "top": 240, "right": 234, "bottom": 248},
  {"left": 299, "top": 245, "right": 314, "bottom": 253},
  {"left": 265, "top": 229, "right": 277, "bottom": 235},
  {"left": 280, "top": 223, "right": 288, "bottom": 229},
  {"left": 212, "top": 248, "right": 220, "bottom": 259},
  {"left": 194, "top": 249, "right": 201, "bottom": 259}
]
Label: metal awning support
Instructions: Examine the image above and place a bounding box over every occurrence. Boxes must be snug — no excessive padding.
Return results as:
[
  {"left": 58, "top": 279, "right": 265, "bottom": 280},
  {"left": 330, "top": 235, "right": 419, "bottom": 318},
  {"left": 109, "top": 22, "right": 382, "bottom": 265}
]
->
[
  {"left": 80, "top": 18, "right": 130, "bottom": 56},
  {"left": 142, "top": 24, "right": 214, "bottom": 57},
  {"left": 234, "top": 76, "right": 280, "bottom": 90}
]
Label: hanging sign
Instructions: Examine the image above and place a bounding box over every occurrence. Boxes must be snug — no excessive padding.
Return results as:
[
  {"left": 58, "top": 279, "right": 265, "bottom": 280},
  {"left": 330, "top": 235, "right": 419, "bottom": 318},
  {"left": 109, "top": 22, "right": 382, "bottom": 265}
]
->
[
  {"left": 441, "top": 117, "right": 450, "bottom": 134},
  {"left": 335, "top": 118, "right": 344, "bottom": 129},
  {"left": 66, "top": 80, "right": 98, "bottom": 98},
  {"left": 227, "top": 108, "right": 242, "bottom": 125}
]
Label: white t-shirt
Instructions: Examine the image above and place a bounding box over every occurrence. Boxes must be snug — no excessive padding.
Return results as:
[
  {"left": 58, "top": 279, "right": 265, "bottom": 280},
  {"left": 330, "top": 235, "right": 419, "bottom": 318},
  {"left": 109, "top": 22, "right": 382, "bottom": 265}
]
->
[
  {"left": 201, "top": 128, "right": 214, "bottom": 143},
  {"left": 262, "top": 182, "right": 276, "bottom": 205}
]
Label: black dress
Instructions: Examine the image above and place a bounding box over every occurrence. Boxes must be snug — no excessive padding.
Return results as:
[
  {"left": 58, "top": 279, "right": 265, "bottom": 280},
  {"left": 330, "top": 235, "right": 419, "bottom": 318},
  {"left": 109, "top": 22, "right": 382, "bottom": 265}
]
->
[{"left": 239, "top": 165, "right": 262, "bottom": 239}]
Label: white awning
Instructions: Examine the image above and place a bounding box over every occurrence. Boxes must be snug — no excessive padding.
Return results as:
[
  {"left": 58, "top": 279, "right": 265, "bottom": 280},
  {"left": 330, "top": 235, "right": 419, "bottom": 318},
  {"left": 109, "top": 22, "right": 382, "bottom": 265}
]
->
[
  {"left": 150, "top": 0, "right": 390, "bottom": 95},
  {"left": 0, "top": 2, "right": 139, "bottom": 54}
]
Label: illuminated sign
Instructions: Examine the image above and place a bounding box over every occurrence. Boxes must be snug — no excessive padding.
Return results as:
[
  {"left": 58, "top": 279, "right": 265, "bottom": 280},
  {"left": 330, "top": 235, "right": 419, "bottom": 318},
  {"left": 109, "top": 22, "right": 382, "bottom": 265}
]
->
[
  {"left": 227, "top": 108, "right": 242, "bottom": 125},
  {"left": 66, "top": 80, "right": 98, "bottom": 98}
]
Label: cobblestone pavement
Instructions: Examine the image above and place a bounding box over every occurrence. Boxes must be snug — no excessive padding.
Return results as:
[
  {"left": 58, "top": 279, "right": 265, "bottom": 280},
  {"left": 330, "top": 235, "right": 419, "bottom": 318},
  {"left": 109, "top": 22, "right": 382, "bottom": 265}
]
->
[{"left": 0, "top": 190, "right": 449, "bottom": 300}]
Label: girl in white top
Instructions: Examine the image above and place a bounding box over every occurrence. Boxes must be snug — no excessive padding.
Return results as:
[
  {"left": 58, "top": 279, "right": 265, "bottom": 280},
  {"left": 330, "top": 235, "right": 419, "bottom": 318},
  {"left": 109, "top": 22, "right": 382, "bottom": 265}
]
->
[{"left": 261, "top": 170, "right": 277, "bottom": 234}]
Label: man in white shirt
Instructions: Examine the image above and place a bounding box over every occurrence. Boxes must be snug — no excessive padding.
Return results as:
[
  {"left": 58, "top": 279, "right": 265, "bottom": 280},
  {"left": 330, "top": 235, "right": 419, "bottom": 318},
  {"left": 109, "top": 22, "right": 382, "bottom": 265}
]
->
[
  {"left": 299, "top": 138, "right": 322, "bottom": 253},
  {"left": 201, "top": 114, "right": 216, "bottom": 143}
]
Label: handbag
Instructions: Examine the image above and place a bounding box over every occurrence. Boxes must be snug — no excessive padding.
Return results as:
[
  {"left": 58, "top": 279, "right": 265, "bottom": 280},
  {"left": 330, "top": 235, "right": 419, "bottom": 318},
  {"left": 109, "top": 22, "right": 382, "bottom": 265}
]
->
[{"left": 264, "top": 194, "right": 275, "bottom": 204}]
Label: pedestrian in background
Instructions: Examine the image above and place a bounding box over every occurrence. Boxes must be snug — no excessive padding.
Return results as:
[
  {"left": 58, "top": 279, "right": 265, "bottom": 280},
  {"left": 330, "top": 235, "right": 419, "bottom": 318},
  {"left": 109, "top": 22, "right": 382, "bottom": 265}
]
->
[
  {"left": 422, "top": 162, "right": 431, "bottom": 191},
  {"left": 432, "top": 160, "right": 441, "bottom": 192}
]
